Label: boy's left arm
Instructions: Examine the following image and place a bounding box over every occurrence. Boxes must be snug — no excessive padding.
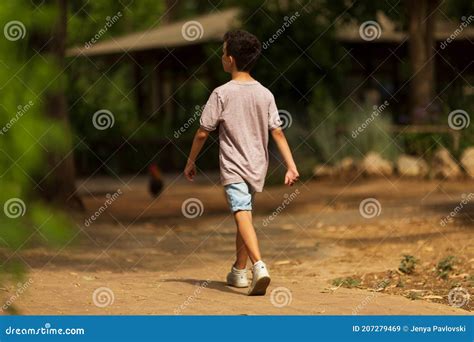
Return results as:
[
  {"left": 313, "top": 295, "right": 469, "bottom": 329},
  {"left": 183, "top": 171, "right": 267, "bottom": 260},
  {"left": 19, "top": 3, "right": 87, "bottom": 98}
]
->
[
  {"left": 184, "top": 128, "right": 210, "bottom": 181},
  {"left": 271, "top": 128, "right": 299, "bottom": 186}
]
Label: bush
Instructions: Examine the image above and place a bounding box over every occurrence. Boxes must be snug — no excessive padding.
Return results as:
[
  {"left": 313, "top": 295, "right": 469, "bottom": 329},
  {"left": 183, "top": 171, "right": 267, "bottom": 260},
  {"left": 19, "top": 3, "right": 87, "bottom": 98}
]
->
[
  {"left": 399, "top": 255, "right": 418, "bottom": 274},
  {"left": 347, "top": 105, "right": 398, "bottom": 161},
  {"left": 437, "top": 256, "right": 455, "bottom": 280},
  {"left": 0, "top": 1, "right": 73, "bottom": 296},
  {"left": 308, "top": 86, "right": 398, "bottom": 165}
]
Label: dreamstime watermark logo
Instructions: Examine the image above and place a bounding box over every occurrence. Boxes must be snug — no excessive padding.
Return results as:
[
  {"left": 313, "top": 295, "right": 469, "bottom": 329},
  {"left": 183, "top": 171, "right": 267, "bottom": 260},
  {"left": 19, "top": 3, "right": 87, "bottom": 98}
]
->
[
  {"left": 5, "top": 322, "right": 85, "bottom": 335},
  {"left": 4, "top": 20, "right": 26, "bottom": 41},
  {"left": 440, "top": 193, "right": 474, "bottom": 227},
  {"left": 359, "top": 198, "right": 381, "bottom": 219},
  {"left": 174, "top": 280, "right": 210, "bottom": 315},
  {"left": 262, "top": 11, "right": 300, "bottom": 49},
  {"left": 181, "top": 21, "right": 204, "bottom": 41},
  {"left": 92, "top": 287, "right": 115, "bottom": 308},
  {"left": 85, "top": 11, "right": 122, "bottom": 49},
  {"left": 92, "top": 109, "right": 115, "bottom": 130},
  {"left": 448, "top": 109, "right": 470, "bottom": 130},
  {"left": 359, "top": 21, "right": 382, "bottom": 41},
  {"left": 279, "top": 110, "right": 293, "bottom": 129},
  {"left": 2, "top": 278, "right": 34, "bottom": 311},
  {"left": 263, "top": 189, "right": 300, "bottom": 227},
  {"left": 0, "top": 100, "right": 34, "bottom": 135},
  {"left": 84, "top": 189, "right": 122, "bottom": 227},
  {"left": 448, "top": 287, "right": 470, "bottom": 308},
  {"left": 440, "top": 15, "right": 474, "bottom": 50},
  {"left": 174, "top": 105, "right": 204, "bottom": 139},
  {"left": 351, "top": 101, "right": 389, "bottom": 138},
  {"left": 271, "top": 109, "right": 292, "bottom": 130},
  {"left": 181, "top": 198, "right": 204, "bottom": 219},
  {"left": 3, "top": 198, "right": 26, "bottom": 218},
  {"left": 270, "top": 287, "right": 292, "bottom": 308}
]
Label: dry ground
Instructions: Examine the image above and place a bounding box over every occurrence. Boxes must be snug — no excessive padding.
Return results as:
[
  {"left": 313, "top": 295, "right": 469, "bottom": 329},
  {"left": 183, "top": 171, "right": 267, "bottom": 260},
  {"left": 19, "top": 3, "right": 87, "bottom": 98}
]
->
[{"left": 2, "top": 174, "right": 473, "bottom": 315}]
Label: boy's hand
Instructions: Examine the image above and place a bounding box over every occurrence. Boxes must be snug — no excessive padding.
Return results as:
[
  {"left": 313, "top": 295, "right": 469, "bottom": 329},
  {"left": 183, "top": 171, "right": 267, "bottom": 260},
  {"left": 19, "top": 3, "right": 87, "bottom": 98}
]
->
[
  {"left": 284, "top": 168, "right": 299, "bottom": 186},
  {"left": 184, "top": 161, "right": 196, "bottom": 181},
  {"left": 270, "top": 128, "right": 299, "bottom": 187}
]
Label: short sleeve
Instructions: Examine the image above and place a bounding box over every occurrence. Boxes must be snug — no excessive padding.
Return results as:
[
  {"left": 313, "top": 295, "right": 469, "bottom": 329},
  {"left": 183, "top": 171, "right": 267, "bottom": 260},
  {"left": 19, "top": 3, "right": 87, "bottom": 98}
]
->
[
  {"left": 268, "top": 94, "right": 282, "bottom": 130},
  {"left": 200, "top": 91, "right": 223, "bottom": 132}
]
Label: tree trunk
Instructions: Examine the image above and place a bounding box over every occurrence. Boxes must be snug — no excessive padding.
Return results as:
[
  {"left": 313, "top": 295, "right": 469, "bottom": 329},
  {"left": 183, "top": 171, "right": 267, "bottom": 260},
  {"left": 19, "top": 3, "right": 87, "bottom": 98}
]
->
[
  {"left": 40, "top": 0, "right": 83, "bottom": 209},
  {"left": 407, "top": 0, "right": 438, "bottom": 123},
  {"left": 425, "top": 0, "right": 438, "bottom": 104}
]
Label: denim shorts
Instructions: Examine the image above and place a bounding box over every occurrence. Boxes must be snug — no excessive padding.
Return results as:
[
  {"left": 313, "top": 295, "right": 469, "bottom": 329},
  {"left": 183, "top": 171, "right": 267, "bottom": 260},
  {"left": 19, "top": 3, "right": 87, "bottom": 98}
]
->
[{"left": 224, "top": 182, "right": 254, "bottom": 213}]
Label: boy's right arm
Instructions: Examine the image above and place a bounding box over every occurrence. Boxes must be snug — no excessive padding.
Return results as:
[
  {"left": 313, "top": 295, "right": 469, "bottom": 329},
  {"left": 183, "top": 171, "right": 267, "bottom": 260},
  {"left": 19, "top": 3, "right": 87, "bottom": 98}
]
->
[
  {"left": 271, "top": 128, "right": 299, "bottom": 186},
  {"left": 184, "top": 128, "right": 210, "bottom": 181},
  {"left": 185, "top": 90, "right": 221, "bottom": 181}
]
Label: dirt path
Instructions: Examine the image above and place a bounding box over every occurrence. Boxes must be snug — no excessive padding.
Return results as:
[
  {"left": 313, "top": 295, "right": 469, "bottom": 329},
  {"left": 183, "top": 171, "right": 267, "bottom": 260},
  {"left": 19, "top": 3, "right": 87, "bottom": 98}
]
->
[{"left": 5, "top": 176, "right": 473, "bottom": 314}]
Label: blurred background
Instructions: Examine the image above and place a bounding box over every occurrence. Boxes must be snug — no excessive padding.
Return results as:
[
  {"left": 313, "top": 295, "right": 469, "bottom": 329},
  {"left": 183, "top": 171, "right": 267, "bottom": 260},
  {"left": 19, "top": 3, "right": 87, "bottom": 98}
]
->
[
  {"left": 0, "top": 0, "right": 473, "bottom": 310},
  {"left": 2, "top": 0, "right": 474, "bottom": 192}
]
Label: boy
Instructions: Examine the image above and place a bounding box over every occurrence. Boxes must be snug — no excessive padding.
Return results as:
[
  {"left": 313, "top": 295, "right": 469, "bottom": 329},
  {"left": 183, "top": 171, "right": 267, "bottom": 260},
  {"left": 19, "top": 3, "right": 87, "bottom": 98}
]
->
[{"left": 184, "top": 30, "right": 299, "bottom": 296}]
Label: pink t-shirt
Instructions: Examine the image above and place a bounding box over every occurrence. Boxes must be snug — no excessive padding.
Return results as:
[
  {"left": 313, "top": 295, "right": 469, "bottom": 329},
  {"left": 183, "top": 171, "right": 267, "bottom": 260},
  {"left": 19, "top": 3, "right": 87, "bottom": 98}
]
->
[{"left": 200, "top": 80, "right": 281, "bottom": 192}]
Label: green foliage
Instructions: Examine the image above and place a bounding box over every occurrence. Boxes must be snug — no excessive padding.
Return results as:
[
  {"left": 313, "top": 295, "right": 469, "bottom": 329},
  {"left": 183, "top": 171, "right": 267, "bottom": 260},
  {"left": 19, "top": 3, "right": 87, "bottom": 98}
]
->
[
  {"left": 247, "top": 1, "right": 345, "bottom": 98},
  {"left": 308, "top": 87, "right": 347, "bottom": 164},
  {"left": 68, "top": 0, "right": 165, "bottom": 43},
  {"left": 398, "top": 255, "right": 418, "bottom": 275},
  {"left": 69, "top": 62, "right": 139, "bottom": 140},
  {"left": 307, "top": 89, "right": 397, "bottom": 164},
  {"left": 347, "top": 105, "right": 398, "bottom": 160},
  {"left": 399, "top": 83, "right": 473, "bottom": 159},
  {"left": 66, "top": 2, "right": 166, "bottom": 128},
  {"left": 437, "top": 256, "right": 455, "bottom": 280},
  {"left": 0, "top": 1, "right": 73, "bottom": 285}
]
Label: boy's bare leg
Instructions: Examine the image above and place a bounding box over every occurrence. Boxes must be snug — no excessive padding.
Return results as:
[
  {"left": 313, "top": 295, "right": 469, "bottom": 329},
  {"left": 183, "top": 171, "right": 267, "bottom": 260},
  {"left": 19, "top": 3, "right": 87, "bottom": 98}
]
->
[
  {"left": 235, "top": 230, "right": 249, "bottom": 269},
  {"left": 234, "top": 210, "right": 261, "bottom": 264}
]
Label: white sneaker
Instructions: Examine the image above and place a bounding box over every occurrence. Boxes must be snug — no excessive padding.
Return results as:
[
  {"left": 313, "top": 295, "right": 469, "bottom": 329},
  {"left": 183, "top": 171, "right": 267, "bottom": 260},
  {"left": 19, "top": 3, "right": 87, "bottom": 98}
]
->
[
  {"left": 248, "top": 261, "right": 271, "bottom": 296},
  {"left": 226, "top": 266, "right": 249, "bottom": 288}
]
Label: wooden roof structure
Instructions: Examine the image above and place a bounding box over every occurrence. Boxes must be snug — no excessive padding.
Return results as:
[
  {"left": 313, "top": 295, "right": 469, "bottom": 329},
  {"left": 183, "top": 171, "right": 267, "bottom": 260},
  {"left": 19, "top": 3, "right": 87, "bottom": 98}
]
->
[
  {"left": 336, "top": 11, "right": 474, "bottom": 42},
  {"left": 67, "top": 8, "right": 474, "bottom": 57},
  {"left": 67, "top": 8, "right": 240, "bottom": 57}
]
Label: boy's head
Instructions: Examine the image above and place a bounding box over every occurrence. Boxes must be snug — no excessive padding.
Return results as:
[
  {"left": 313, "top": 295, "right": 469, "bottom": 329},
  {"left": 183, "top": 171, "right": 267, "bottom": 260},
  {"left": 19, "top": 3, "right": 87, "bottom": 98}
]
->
[{"left": 222, "top": 30, "right": 261, "bottom": 73}]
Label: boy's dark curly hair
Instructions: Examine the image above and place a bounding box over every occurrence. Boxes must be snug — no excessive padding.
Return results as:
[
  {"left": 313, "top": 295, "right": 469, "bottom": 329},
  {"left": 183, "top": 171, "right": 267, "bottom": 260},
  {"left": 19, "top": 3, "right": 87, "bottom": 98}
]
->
[{"left": 223, "top": 30, "right": 261, "bottom": 72}]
